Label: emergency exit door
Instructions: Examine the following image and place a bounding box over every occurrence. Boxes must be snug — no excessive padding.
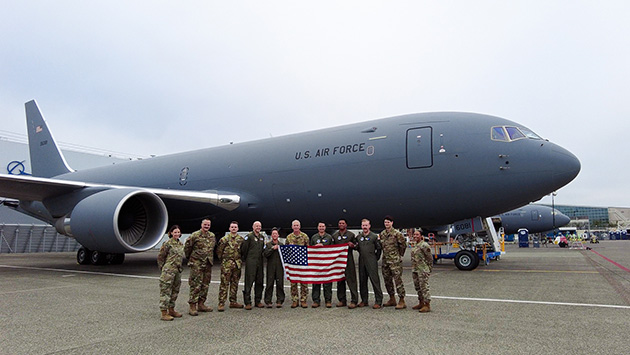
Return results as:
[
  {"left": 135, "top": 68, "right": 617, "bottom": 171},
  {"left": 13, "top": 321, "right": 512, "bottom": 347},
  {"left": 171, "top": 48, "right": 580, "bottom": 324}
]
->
[{"left": 406, "top": 127, "right": 433, "bottom": 169}]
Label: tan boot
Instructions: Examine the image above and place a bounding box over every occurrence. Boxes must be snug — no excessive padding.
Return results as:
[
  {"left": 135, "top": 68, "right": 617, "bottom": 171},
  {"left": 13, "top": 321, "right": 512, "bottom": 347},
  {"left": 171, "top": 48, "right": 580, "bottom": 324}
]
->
[
  {"left": 419, "top": 300, "right": 431, "bottom": 313},
  {"left": 197, "top": 301, "right": 213, "bottom": 312},
  {"left": 168, "top": 307, "right": 182, "bottom": 318},
  {"left": 188, "top": 303, "right": 198, "bottom": 316},
  {"left": 245, "top": 304, "right": 253, "bottom": 310},
  {"left": 291, "top": 301, "right": 298, "bottom": 308},
  {"left": 229, "top": 302, "right": 244, "bottom": 309},
  {"left": 383, "top": 296, "right": 397, "bottom": 307},
  {"left": 395, "top": 296, "right": 407, "bottom": 309},
  {"left": 311, "top": 302, "right": 320, "bottom": 308},
  {"left": 160, "top": 309, "right": 174, "bottom": 321},
  {"left": 412, "top": 303, "right": 422, "bottom": 310},
  {"left": 217, "top": 303, "right": 225, "bottom": 312}
]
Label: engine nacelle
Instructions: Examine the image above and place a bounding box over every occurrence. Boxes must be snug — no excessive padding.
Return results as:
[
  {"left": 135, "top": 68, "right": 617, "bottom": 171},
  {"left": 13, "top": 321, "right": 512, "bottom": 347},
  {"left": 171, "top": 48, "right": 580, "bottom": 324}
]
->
[{"left": 55, "top": 188, "right": 168, "bottom": 253}]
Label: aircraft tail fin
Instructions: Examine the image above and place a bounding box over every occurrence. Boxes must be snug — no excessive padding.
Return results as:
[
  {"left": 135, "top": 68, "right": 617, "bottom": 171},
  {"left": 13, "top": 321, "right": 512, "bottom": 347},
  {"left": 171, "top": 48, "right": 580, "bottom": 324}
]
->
[{"left": 25, "top": 100, "right": 74, "bottom": 177}]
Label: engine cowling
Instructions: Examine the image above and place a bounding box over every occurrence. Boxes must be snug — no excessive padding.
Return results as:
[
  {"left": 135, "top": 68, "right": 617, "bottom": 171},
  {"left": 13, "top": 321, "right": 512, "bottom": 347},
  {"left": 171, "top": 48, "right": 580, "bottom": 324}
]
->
[{"left": 55, "top": 188, "right": 168, "bottom": 253}]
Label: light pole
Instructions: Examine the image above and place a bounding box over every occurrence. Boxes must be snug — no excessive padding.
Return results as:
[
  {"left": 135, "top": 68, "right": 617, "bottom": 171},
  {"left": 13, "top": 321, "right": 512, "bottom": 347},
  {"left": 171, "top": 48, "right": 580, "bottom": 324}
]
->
[{"left": 551, "top": 191, "right": 557, "bottom": 235}]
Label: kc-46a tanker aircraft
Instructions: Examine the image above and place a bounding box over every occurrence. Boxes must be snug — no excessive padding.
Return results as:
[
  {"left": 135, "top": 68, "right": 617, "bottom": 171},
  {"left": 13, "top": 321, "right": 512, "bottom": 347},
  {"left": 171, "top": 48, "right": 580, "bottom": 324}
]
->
[{"left": 0, "top": 100, "right": 580, "bottom": 265}]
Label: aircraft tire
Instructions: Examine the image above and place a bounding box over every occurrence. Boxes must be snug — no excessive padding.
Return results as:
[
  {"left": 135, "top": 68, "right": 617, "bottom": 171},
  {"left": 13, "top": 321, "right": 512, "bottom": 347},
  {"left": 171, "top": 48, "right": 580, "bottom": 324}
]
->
[
  {"left": 77, "top": 247, "right": 91, "bottom": 265},
  {"left": 109, "top": 253, "right": 125, "bottom": 265},
  {"left": 90, "top": 250, "right": 107, "bottom": 265},
  {"left": 454, "top": 250, "right": 478, "bottom": 271}
]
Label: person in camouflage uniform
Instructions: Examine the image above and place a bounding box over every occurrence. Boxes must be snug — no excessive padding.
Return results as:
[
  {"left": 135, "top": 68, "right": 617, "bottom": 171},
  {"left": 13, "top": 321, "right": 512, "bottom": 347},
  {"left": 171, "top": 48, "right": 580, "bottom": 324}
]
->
[
  {"left": 411, "top": 229, "right": 433, "bottom": 312},
  {"left": 331, "top": 218, "right": 358, "bottom": 309},
  {"left": 216, "top": 221, "right": 245, "bottom": 311},
  {"left": 263, "top": 228, "right": 285, "bottom": 307},
  {"left": 310, "top": 222, "right": 334, "bottom": 308},
  {"left": 287, "top": 219, "right": 309, "bottom": 308},
  {"left": 241, "top": 221, "right": 265, "bottom": 310},
  {"left": 157, "top": 225, "right": 185, "bottom": 321},
  {"left": 379, "top": 215, "right": 407, "bottom": 309},
  {"left": 184, "top": 218, "right": 216, "bottom": 316},
  {"left": 356, "top": 219, "right": 383, "bottom": 309}
]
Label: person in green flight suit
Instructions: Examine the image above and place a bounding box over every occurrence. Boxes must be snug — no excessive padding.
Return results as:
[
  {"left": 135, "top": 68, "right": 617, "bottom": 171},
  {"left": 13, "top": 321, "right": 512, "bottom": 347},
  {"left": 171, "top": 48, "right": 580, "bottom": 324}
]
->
[
  {"left": 310, "top": 222, "right": 334, "bottom": 308},
  {"left": 263, "top": 228, "right": 285, "bottom": 308},
  {"left": 241, "top": 221, "right": 265, "bottom": 310}
]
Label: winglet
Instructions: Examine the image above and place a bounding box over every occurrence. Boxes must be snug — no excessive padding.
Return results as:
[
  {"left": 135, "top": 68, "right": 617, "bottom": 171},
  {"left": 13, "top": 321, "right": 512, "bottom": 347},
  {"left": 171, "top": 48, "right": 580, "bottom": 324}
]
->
[{"left": 25, "top": 100, "right": 74, "bottom": 177}]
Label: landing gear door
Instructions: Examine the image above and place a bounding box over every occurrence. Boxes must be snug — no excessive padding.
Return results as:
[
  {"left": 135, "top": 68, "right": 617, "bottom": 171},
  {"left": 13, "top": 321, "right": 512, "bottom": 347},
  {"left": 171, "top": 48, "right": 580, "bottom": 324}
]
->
[{"left": 406, "top": 127, "right": 433, "bottom": 169}]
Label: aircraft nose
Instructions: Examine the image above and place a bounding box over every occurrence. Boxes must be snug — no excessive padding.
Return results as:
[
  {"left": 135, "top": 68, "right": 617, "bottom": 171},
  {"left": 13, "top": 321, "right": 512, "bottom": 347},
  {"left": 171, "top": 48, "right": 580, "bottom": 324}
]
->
[
  {"left": 550, "top": 144, "right": 581, "bottom": 189},
  {"left": 554, "top": 211, "right": 571, "bottom": 227}
]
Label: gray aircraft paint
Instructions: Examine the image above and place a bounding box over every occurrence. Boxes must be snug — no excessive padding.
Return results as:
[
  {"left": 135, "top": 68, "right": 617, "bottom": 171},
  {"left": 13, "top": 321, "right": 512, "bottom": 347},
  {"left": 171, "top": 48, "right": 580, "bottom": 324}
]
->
[
  {"left": 498, "top": 204, "right": 570, "bottom": 235},
  {"left": 0, "top": 100, "right": 580, "bottom": 254}
]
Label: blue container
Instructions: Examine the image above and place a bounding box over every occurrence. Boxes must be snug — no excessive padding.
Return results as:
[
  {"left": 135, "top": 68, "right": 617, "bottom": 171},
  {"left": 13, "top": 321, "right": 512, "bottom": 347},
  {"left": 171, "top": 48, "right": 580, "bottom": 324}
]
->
[{"left": 518, "top": 229, "right": 529, "bottom": 248}]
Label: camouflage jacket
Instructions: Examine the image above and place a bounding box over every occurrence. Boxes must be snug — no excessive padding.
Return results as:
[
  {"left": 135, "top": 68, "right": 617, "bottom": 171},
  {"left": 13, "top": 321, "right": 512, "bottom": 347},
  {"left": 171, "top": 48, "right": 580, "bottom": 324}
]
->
[
  {"left": 411, "top": 240, "right": 433, "bottom": 273},
  {"left": 310, "top": 232, "right": 333, "bottom": 246},
  {"left": 217, "top": 233, "right": 244, "bottom": 268},
  {"left": 286, "top": 232, "right": 309, "bottom": 246},
  {"left": 184, "top": 229, "right": 216, "bottom": 266},
  {"left": 379, "top": 228, "right": 407, "bottom": 264},
  {"left": 157, "top": 237, "right": 184, "bottom": 273}
]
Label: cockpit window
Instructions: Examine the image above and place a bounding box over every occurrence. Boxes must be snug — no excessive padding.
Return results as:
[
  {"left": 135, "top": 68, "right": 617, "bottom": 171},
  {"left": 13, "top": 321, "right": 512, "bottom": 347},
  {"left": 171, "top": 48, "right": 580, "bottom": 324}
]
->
[
  {"left": 491, "top": 126, "right": 543, "bottom": 142},
  {"left": 519, "top": 127, "right": 543, "bottom": 140},
  {"left": 491, "top": 126, "right": 508, "bottom": 141},
  {"left": 505, "top": 127, "right": 525, "bottom": 141}
]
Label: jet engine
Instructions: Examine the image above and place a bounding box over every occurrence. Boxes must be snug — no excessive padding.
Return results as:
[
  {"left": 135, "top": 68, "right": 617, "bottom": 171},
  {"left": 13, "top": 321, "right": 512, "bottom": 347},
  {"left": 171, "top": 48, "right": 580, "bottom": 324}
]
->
[{"left": 54, "top": 188, "right": 168, "bottom": 253}]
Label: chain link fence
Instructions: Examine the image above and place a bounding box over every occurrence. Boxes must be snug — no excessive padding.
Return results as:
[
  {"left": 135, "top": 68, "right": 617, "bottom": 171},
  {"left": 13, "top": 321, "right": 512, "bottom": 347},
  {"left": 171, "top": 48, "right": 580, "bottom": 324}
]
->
[{"left": 0, "top": 224, "right": 81, "bottom": 253}]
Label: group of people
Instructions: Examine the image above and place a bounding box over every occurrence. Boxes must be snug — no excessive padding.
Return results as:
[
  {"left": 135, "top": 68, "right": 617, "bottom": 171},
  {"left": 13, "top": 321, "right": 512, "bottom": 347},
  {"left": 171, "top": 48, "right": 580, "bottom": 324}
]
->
[{"left": 157, "top": 216, "right": 433, "bottom": 321}]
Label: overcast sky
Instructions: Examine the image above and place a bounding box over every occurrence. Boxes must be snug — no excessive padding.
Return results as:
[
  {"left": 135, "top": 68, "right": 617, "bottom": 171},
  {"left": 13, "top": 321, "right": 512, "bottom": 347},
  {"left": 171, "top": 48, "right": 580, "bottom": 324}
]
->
[{"left": 1, "top": 1, "right": 629, "bottom": 208}]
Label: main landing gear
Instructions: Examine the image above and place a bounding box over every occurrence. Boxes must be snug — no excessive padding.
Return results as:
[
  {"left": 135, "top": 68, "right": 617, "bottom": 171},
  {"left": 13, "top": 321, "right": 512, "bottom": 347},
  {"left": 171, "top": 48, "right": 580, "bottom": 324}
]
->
[{"left": 77, "top": 247, "right": 125, "bottom": 265}]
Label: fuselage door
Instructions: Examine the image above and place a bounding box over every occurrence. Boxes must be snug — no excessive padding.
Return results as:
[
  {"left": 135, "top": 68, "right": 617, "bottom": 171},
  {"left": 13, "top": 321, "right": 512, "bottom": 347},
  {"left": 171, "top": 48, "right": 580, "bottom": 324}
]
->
[{"left": 406, "top": 127, "right": 433, "bottom": 169}]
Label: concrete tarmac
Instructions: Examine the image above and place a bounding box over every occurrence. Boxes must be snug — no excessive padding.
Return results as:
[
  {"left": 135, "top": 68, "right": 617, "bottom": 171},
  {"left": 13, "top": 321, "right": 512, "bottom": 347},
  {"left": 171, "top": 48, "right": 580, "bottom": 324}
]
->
[{"left": 1, "top": 240, "right": 629, "bottom": 354}]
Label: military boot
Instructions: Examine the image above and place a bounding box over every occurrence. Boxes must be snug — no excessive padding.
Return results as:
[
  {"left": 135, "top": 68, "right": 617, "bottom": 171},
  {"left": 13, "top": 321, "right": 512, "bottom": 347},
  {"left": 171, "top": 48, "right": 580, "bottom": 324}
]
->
[
  {"left": 218, "top": 303, "right": 225, "bottom": 312},
  {"left": 383, "top": 295, "right": 397, "bottom": 307},
  {"left": 419, "top": 300, "right": 431, "bottom": 313},
  {"left": 197, "top": 301, "right": 213, "bottom": 312},
  {"left": 229, "top": 302, "right": 244, "bottom": 309},
  {"left": 160, "top": 309, "right": 174, "bottom": 321},
  {"left": 188, "top": 303, "right": 198, "bottom": 316},
  {"left": 395, "top": 296, "right": 407, "bottom": 309},
  {"left": 412, "top": 303, "right": 422, "bottom": 310},
  {"left": 168, "top": 307, "right": 182, "bottom": 318},
  {"left": 291, "top": 301, "right": 298, "bottom": 308}
]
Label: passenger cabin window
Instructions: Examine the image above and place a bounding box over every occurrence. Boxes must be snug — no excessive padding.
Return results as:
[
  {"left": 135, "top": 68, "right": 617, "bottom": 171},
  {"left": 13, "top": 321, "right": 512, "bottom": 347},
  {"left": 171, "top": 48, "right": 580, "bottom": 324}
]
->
[{"left": 491, "top": 126, "right": 543, "bottom": 142}]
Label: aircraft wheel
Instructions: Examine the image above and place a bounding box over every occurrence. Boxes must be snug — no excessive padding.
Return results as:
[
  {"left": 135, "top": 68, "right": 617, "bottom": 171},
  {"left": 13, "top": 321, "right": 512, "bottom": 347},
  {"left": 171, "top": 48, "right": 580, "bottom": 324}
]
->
[
  {"left": 90, "top": 250, "right": 107, "bottom": 265},
  {"left": 77, "top": 247, "right": 91, "bottom": 265},
  {"left": 454, "top": 250, "right": 478, "bottom": 271},
  {"left": 109, "top": 253, "right": 125, "bottom": 265}
]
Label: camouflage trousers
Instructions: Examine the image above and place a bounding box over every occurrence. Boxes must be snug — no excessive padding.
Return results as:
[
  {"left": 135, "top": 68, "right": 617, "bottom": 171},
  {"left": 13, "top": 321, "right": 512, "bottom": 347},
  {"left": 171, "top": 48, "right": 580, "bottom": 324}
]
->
[
  {"left": 290, "top": 282, "right": 308, "bottom": 303},
  {"left": 188, "top": 262, "right": 212, "bottom": 304},
  {"left": 159, "top": 269, "right": 181, "bottom": 310},
  {"left": 219, "top": 260, "right": 241, "bottom": 304},
  {"left": 382, "top": 262, "right": 405, "bottom": 298},
  {"left": 412, "top": 271, "right": 431, "bottom": 302}
]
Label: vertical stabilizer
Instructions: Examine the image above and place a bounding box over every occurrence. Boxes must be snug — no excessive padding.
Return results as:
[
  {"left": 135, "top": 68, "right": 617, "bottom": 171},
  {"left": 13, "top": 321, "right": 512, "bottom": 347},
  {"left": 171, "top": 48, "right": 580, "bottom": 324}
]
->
[{"left": 25, "top": 100, "right": 73, "bottom": 177}]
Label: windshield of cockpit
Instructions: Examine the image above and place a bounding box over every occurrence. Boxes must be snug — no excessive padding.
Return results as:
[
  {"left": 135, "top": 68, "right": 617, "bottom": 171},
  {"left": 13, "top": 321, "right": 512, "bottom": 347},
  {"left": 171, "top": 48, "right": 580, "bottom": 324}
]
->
[{"left": 491, "top": 126, "right": 543, "bottom": 142}]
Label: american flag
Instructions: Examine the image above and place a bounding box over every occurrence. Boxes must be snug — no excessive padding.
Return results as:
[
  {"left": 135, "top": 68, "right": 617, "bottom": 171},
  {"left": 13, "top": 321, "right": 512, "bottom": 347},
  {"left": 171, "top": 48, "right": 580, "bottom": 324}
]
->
[{"left": 279, "top": 244, "right": 348, "bottom": 284}]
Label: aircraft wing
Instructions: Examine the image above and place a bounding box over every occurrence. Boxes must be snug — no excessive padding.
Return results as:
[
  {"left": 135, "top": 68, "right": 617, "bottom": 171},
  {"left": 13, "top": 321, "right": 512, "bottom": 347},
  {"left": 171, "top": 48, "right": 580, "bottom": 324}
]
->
[
  {"left": 0, "top": 173, "right": 86, "bottom": 201},
  {"left": 0, "top": 173, "right": 240, "bottom": 211}
]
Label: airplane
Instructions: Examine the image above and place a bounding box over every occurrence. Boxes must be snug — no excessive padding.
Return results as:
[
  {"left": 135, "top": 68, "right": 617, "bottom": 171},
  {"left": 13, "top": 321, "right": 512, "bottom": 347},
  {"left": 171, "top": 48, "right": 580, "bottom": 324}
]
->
[
  {"left": 497, "top": 204, "right": 570, "bottom": 235},
  {"left": 0, "top": 100, "right": 581, "bottom": 265}
]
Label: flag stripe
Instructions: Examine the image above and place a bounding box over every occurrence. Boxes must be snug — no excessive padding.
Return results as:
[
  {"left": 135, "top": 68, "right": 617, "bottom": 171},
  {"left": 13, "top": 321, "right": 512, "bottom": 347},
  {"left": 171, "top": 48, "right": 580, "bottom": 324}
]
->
[{"left": 279, "top": 243, "right": 349, "bottom": 284}]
